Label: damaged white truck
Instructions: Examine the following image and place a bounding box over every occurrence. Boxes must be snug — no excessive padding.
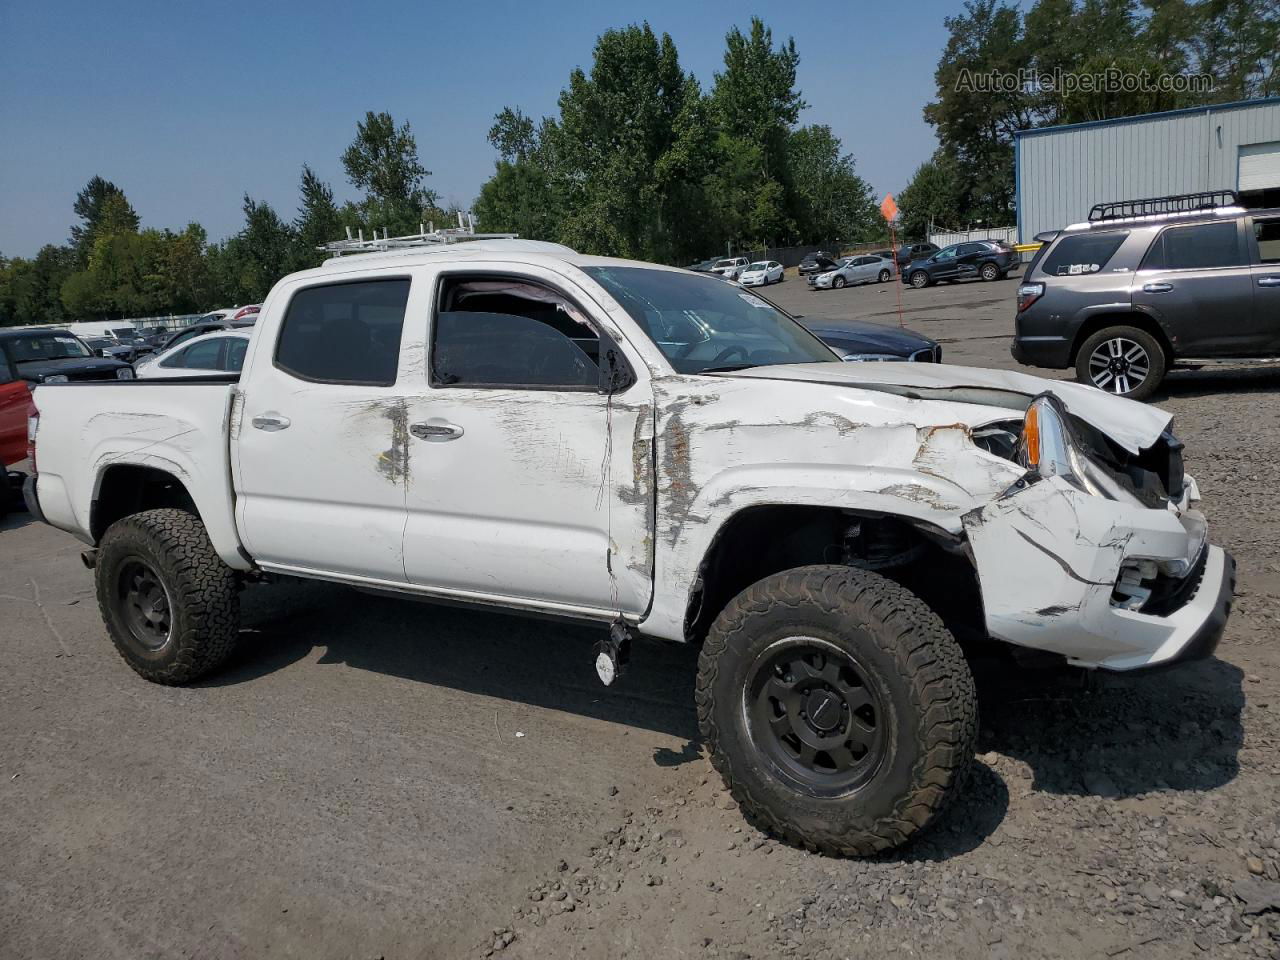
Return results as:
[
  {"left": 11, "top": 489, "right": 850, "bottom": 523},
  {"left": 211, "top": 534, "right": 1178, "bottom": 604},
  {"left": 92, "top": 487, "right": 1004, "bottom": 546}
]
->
[{"left": 25, "top": 235, "right": 1234, "bottom": 856}]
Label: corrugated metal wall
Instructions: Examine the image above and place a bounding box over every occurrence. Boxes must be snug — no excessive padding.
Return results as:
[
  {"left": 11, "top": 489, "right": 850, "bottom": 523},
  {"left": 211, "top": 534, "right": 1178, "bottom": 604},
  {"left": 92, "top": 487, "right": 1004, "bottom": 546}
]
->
[{"left": 1016, "top": 100, "right": 1280, "bottom": 242}]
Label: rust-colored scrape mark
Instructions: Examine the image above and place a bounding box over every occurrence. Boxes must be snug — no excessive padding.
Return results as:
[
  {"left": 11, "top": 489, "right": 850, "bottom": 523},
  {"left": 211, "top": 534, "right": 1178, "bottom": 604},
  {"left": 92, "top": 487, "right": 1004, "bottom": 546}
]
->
[{"left": 376, "top": 400, "right": 410, "bottom": 484}]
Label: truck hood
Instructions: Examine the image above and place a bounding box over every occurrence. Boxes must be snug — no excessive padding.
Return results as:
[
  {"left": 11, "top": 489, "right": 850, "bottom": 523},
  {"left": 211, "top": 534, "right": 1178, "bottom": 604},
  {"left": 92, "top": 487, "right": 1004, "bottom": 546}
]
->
[{"left": 718, "top": 361, "right": 1172, "bottom": 454}]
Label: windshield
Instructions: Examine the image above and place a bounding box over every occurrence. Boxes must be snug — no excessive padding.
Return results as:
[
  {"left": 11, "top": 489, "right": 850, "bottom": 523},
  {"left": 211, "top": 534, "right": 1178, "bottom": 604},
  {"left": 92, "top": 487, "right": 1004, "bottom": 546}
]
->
[
  {"left": 110, "top": 328, "right": 135, "bottom": 338},
  {"left": 8, "top": 333, "right": 93, "bottom": 362},
  {"left": 583, "top": 266, "right": 837, "bottom": 374},
  {"left": 746, "top": 262, "right": 769, "bottom": 271}
]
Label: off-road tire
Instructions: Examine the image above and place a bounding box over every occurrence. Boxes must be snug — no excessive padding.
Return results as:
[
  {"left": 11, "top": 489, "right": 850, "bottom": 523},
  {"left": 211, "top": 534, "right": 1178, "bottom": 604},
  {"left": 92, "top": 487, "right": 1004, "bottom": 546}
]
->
[
  {"left": 696, "top": 564, "right": 977, "bottom": 856},
  {"left": 909, "top": 271, "right": 930, "bottom": 289},
  {"left": 1074, "top": 324, "right": 1166, "bottom": 401},
  {"left": 95, "top": 508, "right": 240, "bottom": 684}
]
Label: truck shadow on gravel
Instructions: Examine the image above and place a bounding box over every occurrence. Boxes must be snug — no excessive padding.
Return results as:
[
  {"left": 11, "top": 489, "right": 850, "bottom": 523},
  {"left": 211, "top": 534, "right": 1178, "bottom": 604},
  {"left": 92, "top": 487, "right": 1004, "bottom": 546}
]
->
[
  {"left": 209, "top": 581, "right": 1244, "bottom": 862},
  {"left": 1154, "top": 366, "right": 1280, "bottom": 399}
]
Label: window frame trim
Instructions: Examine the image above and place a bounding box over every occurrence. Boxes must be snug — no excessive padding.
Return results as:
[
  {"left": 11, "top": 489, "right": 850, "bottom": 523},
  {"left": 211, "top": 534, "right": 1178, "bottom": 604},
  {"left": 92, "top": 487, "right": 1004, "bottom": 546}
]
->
[
  {"left": 1248, "top": 215, "right": 1280, "bottom": 266},
  {"left": 271, "top": 275, "right": 413, "bottom": 388},
  {"left": 428, "top": 269, "right": 627, "bottom": 394}
]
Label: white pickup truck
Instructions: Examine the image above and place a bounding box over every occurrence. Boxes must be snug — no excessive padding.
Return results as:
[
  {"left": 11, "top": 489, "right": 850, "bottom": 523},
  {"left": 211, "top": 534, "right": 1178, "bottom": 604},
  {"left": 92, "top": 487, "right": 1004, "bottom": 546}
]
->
[{"left": 26, "top": 237, "right": 1234, "bottom": 856}]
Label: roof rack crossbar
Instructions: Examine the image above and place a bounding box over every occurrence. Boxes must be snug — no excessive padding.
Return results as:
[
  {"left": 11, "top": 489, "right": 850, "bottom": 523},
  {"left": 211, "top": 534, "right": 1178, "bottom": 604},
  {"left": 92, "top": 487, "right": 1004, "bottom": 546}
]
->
[
  {"left": 320, "top": 214, "right": 518, "bottom": 255},
  {"left": 1088, "top": 190, "right": 1240, "bottom": 223}
]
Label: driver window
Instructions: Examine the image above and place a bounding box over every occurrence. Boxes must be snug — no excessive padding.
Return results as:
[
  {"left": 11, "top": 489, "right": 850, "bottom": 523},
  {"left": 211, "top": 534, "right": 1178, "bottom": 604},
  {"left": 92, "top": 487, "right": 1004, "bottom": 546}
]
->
[
  {"left": 432, "top": 275, "right": 600, "bottom": 390},
  {"left": 936, "top": 248, "right": 957, "bottom": 260}
]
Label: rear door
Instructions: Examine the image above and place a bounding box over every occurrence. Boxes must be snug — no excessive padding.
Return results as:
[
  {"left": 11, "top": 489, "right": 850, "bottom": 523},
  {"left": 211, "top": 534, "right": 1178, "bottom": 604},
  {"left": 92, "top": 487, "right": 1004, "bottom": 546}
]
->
[
  {"left": 233, "top": 272, "right": 419, "bottom": 582},
  {"left": 1247, "top": 214, "right": 1280, "bottom": 352},
  {"left": 1131, "top": 219, "right": 1257, "bottom": 355}
]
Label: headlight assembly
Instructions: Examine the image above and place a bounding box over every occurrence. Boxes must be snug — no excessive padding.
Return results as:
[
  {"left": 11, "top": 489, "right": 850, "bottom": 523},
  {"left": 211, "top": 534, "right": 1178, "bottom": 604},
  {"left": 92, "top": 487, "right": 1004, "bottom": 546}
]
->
[{"left": 1019, "top": 393, "right": 1127, "bottom": 499}]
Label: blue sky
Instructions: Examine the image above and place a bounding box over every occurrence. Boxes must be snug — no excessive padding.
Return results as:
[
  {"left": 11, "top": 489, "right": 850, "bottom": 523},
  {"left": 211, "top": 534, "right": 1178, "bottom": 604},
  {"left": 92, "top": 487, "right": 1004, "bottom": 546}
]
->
[{"left": 0, "top": 0, "right": 960, "bottom": 258}]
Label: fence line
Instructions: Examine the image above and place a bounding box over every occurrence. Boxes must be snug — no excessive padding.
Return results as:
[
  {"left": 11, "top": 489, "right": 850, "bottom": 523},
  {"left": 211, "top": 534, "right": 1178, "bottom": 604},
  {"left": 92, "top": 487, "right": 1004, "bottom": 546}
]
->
[{"left": 927, "top": 225, "right": 1017, "bottom": 248}]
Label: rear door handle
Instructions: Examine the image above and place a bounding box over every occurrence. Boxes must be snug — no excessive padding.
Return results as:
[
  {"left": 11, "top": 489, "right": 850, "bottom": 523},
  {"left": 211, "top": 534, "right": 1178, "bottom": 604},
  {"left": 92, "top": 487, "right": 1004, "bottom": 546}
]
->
[
  {"left": 251, "top": 414, "right": 291, "bottom": 431},
  {"left": 410, "top": 421, "right": 464, "bottom": 442},
  {"left": 1259, "top": 276, "right": 1280, "bottom": 288},
  {"left": 1142, "top": 282, "right": 1173, "bottom": 293}
]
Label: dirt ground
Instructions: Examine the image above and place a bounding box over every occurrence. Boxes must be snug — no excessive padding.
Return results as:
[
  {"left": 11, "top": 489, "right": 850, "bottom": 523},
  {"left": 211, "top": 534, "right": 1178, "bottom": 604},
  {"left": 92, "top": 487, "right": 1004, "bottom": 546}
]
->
[{"left": 3, "top": 272, "right": 1279, "bottom": 960}]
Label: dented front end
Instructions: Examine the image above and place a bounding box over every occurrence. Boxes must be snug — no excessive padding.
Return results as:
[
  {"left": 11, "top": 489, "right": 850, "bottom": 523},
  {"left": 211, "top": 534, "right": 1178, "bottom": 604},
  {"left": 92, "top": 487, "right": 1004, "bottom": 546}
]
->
[{"left": 961, "top": 394, "right": 1234, "bottom": 671}]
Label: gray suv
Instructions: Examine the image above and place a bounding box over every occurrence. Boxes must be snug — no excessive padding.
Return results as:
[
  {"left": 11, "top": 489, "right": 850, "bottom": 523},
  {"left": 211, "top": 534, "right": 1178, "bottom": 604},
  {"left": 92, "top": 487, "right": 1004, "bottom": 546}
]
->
[{"left": 1012, "top": 190, "right": 1280, "bottom": 399}]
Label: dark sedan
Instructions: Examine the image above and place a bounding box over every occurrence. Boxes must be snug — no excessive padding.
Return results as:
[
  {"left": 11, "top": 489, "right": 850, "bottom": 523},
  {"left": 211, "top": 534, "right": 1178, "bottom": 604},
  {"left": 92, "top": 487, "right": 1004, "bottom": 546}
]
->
[
  {"left": 798, "top": 251, "right": 840, "bottom": 275},
  {"left": 0, "top": 329, "right": 134, "bottom": 383},
  {"left": 901, "top": 240, "right": 1018, "bottom": 289},
  {"left": 805, "top": 319, "right": 941, "bottom": 362}
]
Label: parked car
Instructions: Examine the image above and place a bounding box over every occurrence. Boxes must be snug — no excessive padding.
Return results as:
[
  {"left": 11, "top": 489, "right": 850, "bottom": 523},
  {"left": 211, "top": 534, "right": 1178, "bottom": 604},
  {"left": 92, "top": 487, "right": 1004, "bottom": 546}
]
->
[
  {"left": 738, "top": 261, "right": 784, "bottom": 286},
  {"left": 0, "top": 348, "right": 34, "bottom": 518},
  {"left": 901, "top": 240, "right": 1017, "bottom": 289},
  {"left": 155, "top": 319, "right": 253, "bottom": 354},
  {"left": 81, "top": 337, "right": 139, "bottom": 362},
  {"left": 0, "top": 328, "right": 134, "bottom": 384},
  {"left": 135, "top": 331, "right": 251, "bottom": 379},
  {"left": 710, "top": 257, "right": 750, "bottom": 281},
  {"left": 896, "top": 242, "right": 940, "bottom": 266},
  {"left": 798, "top": 251, "right": 840, "bottom": 275},
  {"left": 26, "top": 238, "right": 1231, "bottom": 859},
  {"left": 806, "top": 320, "right": 941, "bottom": 362},
  {"left": 809, "top": 255, "right": 895, "bottom": 290},
  {"left": 687, "top": 259, "right": 719, "bottom": 273},
  {"left": 1013, "top": 191, "right": 1280, "bottom": 400}
]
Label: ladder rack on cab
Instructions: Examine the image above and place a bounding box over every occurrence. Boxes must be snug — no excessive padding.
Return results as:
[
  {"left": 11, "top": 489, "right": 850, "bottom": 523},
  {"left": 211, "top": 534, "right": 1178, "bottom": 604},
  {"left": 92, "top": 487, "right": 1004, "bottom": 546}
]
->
[{"left": 320, "top": 212, "right": 518, "bottom": 256}]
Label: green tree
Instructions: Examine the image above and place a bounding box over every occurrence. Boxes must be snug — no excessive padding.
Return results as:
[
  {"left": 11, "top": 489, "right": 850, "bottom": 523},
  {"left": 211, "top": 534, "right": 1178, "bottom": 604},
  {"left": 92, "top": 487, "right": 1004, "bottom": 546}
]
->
[
  {"left": 70, "top": 176, "right": 139, "bottom": 263},
  {"left": 341, "top": 111, "right": 438, "bottom": 235},
  {"left": 788, "top": 125, "right": 882, "bottom": 243},
  {"left": 290, "top": 164, "right": 345, "bottom": 270},
  {"left": 897, "top": 150, "right": 965, "bottom": 240}
]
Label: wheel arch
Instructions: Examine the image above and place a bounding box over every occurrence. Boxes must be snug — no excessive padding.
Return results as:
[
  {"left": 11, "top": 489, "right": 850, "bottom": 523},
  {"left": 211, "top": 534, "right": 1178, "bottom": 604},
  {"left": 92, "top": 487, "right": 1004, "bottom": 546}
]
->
[
  {"left": 680, "top": 503, "right": 985, "bottom": 647},
  {"left": 1067, "top": 311, "right": 1173, "bottom": 367}
]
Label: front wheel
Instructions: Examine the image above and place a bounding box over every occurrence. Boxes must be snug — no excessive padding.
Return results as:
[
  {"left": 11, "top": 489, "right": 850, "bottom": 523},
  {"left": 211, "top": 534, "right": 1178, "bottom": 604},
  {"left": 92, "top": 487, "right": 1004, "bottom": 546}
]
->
[
  {"left": 909, "top": 271, "right": 930, "bottom": 289},
  {"left": 878, "top": 269, "right": 892, "bottom": 283},
  {"left": 1075, "top": 325, "right": 1166, "bottom": 401},
  {"left": 832, "top": 276, "right": 846, "bottom": 289},
  {"left": 696, "top": 565, "right": 977, "bottom": 856},
  {"left": 95, "top": 508, "right": 241, "bottom": 684}
]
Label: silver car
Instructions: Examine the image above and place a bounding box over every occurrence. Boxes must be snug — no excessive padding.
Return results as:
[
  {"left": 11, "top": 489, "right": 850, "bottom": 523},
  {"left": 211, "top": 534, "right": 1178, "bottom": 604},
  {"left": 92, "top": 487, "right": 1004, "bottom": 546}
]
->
[{"left": 809, "top": 255, "right": 896, "bottom": 290}]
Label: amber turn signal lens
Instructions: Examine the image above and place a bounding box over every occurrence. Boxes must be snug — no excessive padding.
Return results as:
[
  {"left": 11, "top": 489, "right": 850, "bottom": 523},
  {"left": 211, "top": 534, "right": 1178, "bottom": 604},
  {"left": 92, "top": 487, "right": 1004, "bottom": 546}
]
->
[{"left": 1024, "top": 403, "right": 1041, "bottom": 467}]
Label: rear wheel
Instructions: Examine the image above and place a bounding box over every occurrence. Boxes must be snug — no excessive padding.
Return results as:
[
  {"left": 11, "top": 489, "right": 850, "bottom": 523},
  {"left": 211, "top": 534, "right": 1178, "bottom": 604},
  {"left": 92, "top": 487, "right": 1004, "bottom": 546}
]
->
[
  {"left": 878, "top": 269, "right": 892, "bottom": 283},
  {"left": 980, "top": 262, "right": 1000, "bottom": 281},
  {"left": 95, "top": 508, "right": 241, "bottom": 684},
  {"left": 909, "top": 271, "right": 930, "bottom": 289},
  {"left": 1075, "top": 325, "right": 1166, "bottom": 401},
  {"left": 696, "top": 565, "right": 977, "bottom": 856}
]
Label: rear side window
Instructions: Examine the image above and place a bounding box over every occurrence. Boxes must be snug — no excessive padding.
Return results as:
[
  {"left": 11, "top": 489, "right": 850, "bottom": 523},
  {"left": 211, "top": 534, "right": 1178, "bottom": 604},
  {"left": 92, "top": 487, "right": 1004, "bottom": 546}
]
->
[
  {"left": 1142, "top": 221, "right": 1242, "bottom": 271},
  {"left": 276, "top": 279, "right": 409, "bottom": 386},
  {"left": 167, "top": 338, "right": 223, "bottom": 370},
  {"left": 1253, "top": 218, "right": 1280, "bottom": 264},
  {"left": 226, "top": 338, "right": 249, "bottom": 371},
  {"left": 1040, "top": 231, "right": 1128, "bottom": 277}
]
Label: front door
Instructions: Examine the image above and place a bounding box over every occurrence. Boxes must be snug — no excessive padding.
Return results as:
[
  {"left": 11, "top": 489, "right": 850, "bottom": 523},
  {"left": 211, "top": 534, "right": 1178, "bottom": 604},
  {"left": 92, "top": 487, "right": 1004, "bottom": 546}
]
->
[
  {"left": 1248, "top": 215, "right": 1280, "bottom": 352},
  {"left": 400, "top": 265, "right": 654, "bottom": 616},
  {"left": 929, "top": 247, "right": 960, "bottom": 280},
  {"left": 233, "top": 273, "right": 421, "bottom": 582},
  {"left": 1131, "top": 219, "right": 1258, "bottom": 356}
]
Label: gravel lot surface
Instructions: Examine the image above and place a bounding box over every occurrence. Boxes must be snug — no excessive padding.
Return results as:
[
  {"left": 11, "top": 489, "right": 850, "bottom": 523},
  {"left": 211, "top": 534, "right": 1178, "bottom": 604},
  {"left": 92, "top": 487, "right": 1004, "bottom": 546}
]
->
[{"left": 3, "top": 270, "right": 1278, "bottom": 959}]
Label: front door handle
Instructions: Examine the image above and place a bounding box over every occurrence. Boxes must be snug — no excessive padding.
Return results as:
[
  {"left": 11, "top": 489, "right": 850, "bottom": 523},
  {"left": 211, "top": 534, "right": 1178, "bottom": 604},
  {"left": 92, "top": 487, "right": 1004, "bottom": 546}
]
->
[
  {"left": 1259, "top": 276, "right": 1280, "bottom": 288},
  {"left": 1142, "top": 282, "right": 1174, "bottom": 293},
  {"left": 251, "top": 414, "right": 291, "bottom": 431},
  {"left": 410, "top": 420, "right": 464, "bottom": 442}
]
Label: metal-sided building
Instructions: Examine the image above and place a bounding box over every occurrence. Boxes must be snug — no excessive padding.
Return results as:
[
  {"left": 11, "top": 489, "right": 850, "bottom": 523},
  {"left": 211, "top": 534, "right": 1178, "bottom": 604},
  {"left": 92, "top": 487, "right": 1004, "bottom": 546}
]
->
[{"left": 1015, "top": 97, "right": 1280, "bottom": 243}]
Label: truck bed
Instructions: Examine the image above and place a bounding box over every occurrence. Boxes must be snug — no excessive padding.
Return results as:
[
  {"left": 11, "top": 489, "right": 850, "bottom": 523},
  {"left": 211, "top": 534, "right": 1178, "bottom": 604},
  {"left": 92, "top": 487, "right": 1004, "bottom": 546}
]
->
[{"left": 29, "top": 380, "right": 247, "bottom": 567}]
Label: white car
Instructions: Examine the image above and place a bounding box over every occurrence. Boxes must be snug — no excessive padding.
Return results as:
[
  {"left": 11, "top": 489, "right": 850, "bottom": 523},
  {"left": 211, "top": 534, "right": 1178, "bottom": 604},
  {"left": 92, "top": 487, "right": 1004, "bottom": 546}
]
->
[
  {"left": 710, "top": 257, "right": 749, "bottom": 281},
  {"left": 809, "top": 255, "right": 896, "bottom": 290},
  {"left": 738, "top": 261, "right": 784, "bottom": 286},
  {"left": 135, "top": 331, "right": 251, "bottom": 379}
]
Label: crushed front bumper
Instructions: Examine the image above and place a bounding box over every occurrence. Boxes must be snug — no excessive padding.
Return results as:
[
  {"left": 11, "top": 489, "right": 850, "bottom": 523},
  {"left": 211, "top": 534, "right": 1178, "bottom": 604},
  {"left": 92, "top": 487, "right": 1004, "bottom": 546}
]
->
[{"left": 962, "top": 477, "right": 1235, "bottom": 671}]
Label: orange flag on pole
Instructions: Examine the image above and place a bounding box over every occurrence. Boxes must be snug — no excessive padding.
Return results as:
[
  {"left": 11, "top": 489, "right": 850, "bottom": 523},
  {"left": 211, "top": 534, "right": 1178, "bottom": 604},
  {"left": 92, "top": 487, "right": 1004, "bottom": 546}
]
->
[{"left": 880, "top": 193, "right": 899, "bottom": 222}]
